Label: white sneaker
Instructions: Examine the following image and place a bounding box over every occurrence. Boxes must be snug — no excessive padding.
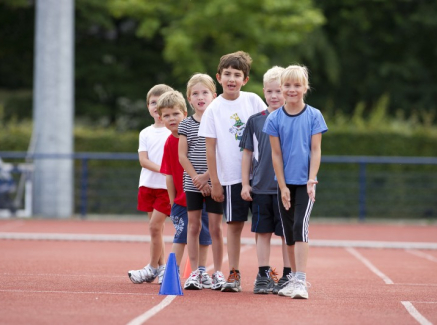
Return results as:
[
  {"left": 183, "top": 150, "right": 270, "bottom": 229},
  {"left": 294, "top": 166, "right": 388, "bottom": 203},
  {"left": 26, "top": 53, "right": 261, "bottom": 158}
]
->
[
  {"left": 128, "top": 264, "right": 157, "bottom": 284},
  {"left": 211, "top": 271, "right": 226, "bottom": 290},
  {"left": 278, "top": 274, "right": 296, "bottom": 297},
  {"left": 184, "top": 269, "right": 202, "bottom": 290},
  {"left": 201, "top": 272, "right": 212, "bottom": 289},
  {"left": 291, "top": 279, "right": 311, "bottom": 299},
  {"left": 157, "top": 265, "right": 166, "bottom": 284}
]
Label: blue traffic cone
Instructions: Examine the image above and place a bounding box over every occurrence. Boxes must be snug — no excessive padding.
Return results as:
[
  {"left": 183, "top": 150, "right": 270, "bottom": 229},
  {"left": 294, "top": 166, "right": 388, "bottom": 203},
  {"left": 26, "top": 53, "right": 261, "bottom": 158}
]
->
[{"left": 159, "top": 253, "right": 183, "bottom": 296}]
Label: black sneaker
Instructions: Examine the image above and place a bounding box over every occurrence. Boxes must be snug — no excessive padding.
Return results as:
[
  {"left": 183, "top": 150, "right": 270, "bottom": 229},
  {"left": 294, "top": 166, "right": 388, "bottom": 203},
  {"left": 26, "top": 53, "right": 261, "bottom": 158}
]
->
[
  {"left": 272, "top": 275, "right": 288, "bottom": 294},
  {"left": 253, "top": 273, "right": 271, "bottom": 294}
]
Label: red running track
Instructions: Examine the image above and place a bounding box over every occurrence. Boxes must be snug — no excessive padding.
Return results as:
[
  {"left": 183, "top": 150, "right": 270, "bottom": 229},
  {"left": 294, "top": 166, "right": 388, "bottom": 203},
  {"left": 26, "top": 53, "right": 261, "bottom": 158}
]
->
[{"left": 0, "top": 219, "right": 436, "bottom": 325}]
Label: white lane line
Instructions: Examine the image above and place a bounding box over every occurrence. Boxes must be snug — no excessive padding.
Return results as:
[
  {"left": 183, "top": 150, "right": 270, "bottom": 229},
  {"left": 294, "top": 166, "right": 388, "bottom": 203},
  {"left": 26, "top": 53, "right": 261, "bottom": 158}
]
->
[
  {"left": 126, "top": 245, "right": 253, "bottom": 325},
  {"left": 401, "top": 301, "right": 433, "bottom": 325},
  {"left": 0, "top": 289, "right": 154, "bottom": 296},
  {"left": 345, "top": 247, "right": 394, "bottom": 284},
  {"left": 406, "top": 249, "right": 437, "bottom": 263},
  {"left": 126, "top": 295, "right": 177, "bottom": 325}
]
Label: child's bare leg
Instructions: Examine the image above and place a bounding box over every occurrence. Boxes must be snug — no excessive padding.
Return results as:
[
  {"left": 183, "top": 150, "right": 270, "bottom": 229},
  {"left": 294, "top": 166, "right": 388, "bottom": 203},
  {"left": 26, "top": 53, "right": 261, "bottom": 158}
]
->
[
  {"left": 187, "top": 210, "right": 202, "bottom": 270},
  {"left": 172, "top": 243, "right": 186, "bottom": 267},
  {"left": 199, "top": 244, "right": 209, "bottom": 267},
  {"left": 148, "top": 209, "right": 167, "bottom": 268},
  {"left": 208, "top": 213, "right": 224, "bottom": 272},
  {"left": 281, "top": 236, "right": 291, "bottom": 269},
  {"left": 158, "top": 222, "right": 165, "bottom": 265},
  {"left": 227, "top": 221, "right": 245, "bottom": 270},
  {"left": 256, "top": 232, "right": 272, "bottom": 267},
  {"left": 287, "top": 244, "right": 297, "bottom": 272},
  {"left": 294, "top": 242, "right": 308, "bottom": 273}
]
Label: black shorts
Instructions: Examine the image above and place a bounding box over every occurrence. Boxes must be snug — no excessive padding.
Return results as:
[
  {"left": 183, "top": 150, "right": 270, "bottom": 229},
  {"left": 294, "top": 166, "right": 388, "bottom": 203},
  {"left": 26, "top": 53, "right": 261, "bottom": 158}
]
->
[
  {"left": 251, "top": 193, "right": 283, "bottom": 236},
  {"left": 223, "top": 183, "right": 251, "bottom": 223},
  {"left": 278, "top": 185, "right": 314, "bottom": 245},
  {"left": 185, "top": 191, "right": 223, "bottom": 214}
]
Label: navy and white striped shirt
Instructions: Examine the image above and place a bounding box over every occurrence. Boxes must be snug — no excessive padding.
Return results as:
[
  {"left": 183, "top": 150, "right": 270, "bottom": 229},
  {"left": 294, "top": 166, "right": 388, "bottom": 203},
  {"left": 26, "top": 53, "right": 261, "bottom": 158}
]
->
[{"left": 178, "top": 116, "right": 209, "bottom": 193}]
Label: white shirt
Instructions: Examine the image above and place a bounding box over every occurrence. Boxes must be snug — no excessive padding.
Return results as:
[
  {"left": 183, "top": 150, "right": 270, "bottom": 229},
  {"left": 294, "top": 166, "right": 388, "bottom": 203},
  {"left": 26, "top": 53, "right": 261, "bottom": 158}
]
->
[
  {"left": 198, "top": 91, "right": 266, "bottom": 185},
  {"left": 138, "top": 125, "right": 171, "bottom": 189}
]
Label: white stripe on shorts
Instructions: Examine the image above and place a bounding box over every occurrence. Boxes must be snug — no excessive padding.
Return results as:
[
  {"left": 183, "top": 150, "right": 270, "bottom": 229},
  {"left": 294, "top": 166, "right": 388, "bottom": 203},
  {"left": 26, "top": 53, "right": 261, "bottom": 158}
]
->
[
  {"left": 302, "top": 198, "right": 313, "bottom": 242},
  {"left": 225, "top": 185, "right": 232, "bottom": 222}
]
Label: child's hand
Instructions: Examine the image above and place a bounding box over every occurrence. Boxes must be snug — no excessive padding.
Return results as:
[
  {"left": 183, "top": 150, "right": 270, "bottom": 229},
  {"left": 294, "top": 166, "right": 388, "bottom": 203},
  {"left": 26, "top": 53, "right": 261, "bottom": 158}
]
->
[
  {"left": 241, "top": 184, "right": 252, "bottom": 201},
  {"left": 307, "top": 179, "right": 318, "bottom": 202},
  {"left": 211, "top": 183, "right": 224, "bottom": 202},
  {"left": 193, "top": 173, "right": 209, "bottom": 191},
  {"left": 281, "top": 187, "right": 291, "bottom": 210},
  {"left": 201, "top": 185, "right": 212, "bottom": 197}
]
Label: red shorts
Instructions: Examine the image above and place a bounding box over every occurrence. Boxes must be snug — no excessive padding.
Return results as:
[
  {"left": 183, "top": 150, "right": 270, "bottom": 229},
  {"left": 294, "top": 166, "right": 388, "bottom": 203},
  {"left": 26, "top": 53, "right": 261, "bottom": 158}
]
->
[{"left": 137, "top": 186, "right": 171, "bottom": 216}]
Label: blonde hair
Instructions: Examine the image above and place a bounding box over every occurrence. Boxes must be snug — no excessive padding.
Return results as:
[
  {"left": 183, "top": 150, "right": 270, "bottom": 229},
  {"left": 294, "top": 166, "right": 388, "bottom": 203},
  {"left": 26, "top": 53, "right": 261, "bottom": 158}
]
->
[
  {"left": 263, "top": 66, "right": 284, "bottom": 86},
  {"left": 156, "top": 90, "right": 187, "bottom": 116},
  {"left": 217, "top": 51, "right": 252, "bottom": 79},
  {"left": 281, "top": 65, "right": 310, "bottom": 90},
  {"left": 146, "top": 84, "right": 173, "bottom": 105},
  {"left": 186, "top": 73, "right": 216, "bottom": 99}
]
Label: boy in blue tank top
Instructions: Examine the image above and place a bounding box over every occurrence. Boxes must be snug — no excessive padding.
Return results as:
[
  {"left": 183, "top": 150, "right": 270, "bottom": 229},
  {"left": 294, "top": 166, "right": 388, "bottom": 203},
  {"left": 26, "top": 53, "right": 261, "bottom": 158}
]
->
[{"left": 263, "top": 65, "right": 328, "bottom": 299}]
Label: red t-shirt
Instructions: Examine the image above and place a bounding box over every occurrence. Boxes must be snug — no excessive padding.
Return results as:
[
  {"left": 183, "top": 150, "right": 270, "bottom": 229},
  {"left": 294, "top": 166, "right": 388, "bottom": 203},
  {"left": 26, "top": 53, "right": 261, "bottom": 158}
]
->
[{"left": 160, "top": 134, "right": 186, "bottom": 207}]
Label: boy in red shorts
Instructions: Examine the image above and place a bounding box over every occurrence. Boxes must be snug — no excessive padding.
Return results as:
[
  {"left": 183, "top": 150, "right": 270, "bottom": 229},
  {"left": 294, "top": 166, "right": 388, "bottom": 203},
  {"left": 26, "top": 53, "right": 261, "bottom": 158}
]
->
[{"left": 128, "top": 84, "right": 173, "bottom": 285}]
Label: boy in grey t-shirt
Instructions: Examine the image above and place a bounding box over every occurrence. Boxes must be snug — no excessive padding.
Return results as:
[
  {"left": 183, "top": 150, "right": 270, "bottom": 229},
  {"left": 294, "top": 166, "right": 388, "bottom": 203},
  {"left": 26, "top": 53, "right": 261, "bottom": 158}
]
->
[{"left": 240, "top": 66, "right": 291, "bottom": 294}]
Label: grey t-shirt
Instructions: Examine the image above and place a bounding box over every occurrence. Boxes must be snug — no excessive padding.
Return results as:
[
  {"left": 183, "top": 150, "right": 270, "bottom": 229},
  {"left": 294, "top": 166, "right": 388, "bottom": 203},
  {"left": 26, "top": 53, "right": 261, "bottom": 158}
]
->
[{"left": 239, "top": 109, "right": 277, "bottom": 194}]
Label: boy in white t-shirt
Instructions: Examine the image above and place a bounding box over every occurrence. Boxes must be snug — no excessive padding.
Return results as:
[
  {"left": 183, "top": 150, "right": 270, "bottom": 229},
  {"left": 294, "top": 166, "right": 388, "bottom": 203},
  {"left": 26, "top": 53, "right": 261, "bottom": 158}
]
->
[
  {"left": 198, "top": 51, "right": 266, "bottom": 292},
  {"left": 128, "top": 84, "right": 173, "bottom": 285}
]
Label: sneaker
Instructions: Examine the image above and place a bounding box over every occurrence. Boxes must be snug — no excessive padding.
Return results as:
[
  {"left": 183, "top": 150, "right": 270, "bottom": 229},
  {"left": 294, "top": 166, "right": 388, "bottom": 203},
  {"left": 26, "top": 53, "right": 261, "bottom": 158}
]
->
[
  {"left": 157, "top": 265, "right": 166, "bottom": 284},
  {"left": 221, "top": 269, "right": 242, "bottom": 292},
  {"left": 201, "top": 272, "right": 212, "bottom": 289},
  {"left": 253, "top": 274, "right": 270, "bottom": 294},
  {"left": 184, "top": 269, "right": 202, "bottom": 290},
  {"left": 267, "top": 268, "right": 279, "bottom": 293},
  {"left": 211, "top": 271, "right": 226, "bottom": 290},
  {"left": 128, "top": 264, "right": 157, "bottom": 284},
  {"left": 273, "top": 275, "right": 289, "bottom": 294},
  {"left": 278, "top": 274, "right": 296, "bottom": 297},
  {"left": 291, "top": 279, "right": 311, "bottom": 299}
]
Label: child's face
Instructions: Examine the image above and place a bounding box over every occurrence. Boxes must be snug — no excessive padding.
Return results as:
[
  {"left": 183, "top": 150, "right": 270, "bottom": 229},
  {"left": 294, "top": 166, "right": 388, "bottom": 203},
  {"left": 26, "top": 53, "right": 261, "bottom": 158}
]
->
[
  {"left": 147, "top": 95, "right": 161, "bottom": 120},
  {"left": 188, "top": 83, "right": 216, "bottom": 113},
  {"left": 263, "top": 80, "right": 284, "bottom": 110},
  {"left": 216, "top": 67, "right": 249, "bottom": 100},
  {"left": 281, "top": 78, "right": 308, "bottom": 106},
  {"left": 160, "top": 106, "right": 187, "bottom": 135}
]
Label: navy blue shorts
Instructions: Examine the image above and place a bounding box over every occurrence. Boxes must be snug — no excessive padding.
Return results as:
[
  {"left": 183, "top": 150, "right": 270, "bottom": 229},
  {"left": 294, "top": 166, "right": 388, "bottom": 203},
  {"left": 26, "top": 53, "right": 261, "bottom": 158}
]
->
[
  {"left": 223, "top": 183, "right": 251, "bottom": 223},
  {"left": 170, "top": 203, "right": 212, "bottom": 245},
  {"left": 251, "top": 193, "right": 283, "bottom": 236}
]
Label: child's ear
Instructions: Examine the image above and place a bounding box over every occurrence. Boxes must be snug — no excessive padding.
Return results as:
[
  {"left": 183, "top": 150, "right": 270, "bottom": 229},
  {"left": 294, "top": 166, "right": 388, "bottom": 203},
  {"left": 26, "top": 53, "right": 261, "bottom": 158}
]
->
[
  {"left": 213, "top": 93, "right": 217, "bottom": 99},
  {"left": 242, "top": 76, "right": 250, "bottom": 86},
  {"left": 216, "top": 73, "right": 221, "bottom": 83}
]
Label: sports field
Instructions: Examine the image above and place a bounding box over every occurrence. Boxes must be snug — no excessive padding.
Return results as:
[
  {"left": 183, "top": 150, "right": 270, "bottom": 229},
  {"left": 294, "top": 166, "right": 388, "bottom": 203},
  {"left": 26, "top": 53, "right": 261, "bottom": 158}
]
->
[{"left": 1, "top": 218, "right": 436, "bottom": 325}]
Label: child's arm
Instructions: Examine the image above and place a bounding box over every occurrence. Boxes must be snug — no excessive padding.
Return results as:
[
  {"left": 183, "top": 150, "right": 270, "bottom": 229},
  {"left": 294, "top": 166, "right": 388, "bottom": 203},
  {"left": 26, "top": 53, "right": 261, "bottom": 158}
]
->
[
  {"left": 166, "top": 174, "right": 176, "bottom": 206},
  {"left": 270, "top": 135, "right": 290, "bottom": 210},
  {"left": 307, "top": 133, "right": 322, "bottom": 202},
  {"left": 178, "top": 135, "right": 209, "bottom": 192},
  {"left": 205, "top": 137, "right": 224, "bottom": 202},
  {"left": 241, "top": 149, "right": 253, "bottom": 201},
  {"left": 139, "top": 151, "right": 161, "bottom": 173}
]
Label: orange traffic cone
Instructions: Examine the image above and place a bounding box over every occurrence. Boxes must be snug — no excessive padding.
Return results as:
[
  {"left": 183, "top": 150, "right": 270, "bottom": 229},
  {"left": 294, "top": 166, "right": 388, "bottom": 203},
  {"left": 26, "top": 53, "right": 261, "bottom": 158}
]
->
[{"left": 183, "top": 257, "right": 191, "bottom": 278}]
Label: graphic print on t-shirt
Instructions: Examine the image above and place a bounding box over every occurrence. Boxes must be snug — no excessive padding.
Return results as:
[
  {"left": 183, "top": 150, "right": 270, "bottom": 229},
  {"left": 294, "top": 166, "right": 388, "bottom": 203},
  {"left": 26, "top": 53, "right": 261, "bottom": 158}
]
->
[{"left": 229, "top": 113, "right": 246, "bottom": 151}]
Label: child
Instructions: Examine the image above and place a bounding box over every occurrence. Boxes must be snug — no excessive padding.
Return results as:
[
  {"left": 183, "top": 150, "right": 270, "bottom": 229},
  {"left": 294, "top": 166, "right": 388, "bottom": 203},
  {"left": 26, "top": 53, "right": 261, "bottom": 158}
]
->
[
  {"left": 198, "top": 51, "right": 266, "bottom": 292},
  {"left": 179, "top": 74, "right": 226, "bottom": 290},
  {"left": 158, "top": 90, "right": 213, "bottom": 286},
  {"left": 239, "top": 66, "right": 291, "bottom": 294},
  {"left": 263, "top": 65, "right": 328, "bottom": 299},
  {"left": 128, "top": 84, "right": 173, "bottom": 285}
]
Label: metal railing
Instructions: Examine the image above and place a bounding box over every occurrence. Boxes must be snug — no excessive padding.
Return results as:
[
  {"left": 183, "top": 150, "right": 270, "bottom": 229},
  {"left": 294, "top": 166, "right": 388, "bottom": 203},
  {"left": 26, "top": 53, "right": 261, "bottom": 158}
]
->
[{"left": 1, "top": 152, "right": 437, "bottom": 220}]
